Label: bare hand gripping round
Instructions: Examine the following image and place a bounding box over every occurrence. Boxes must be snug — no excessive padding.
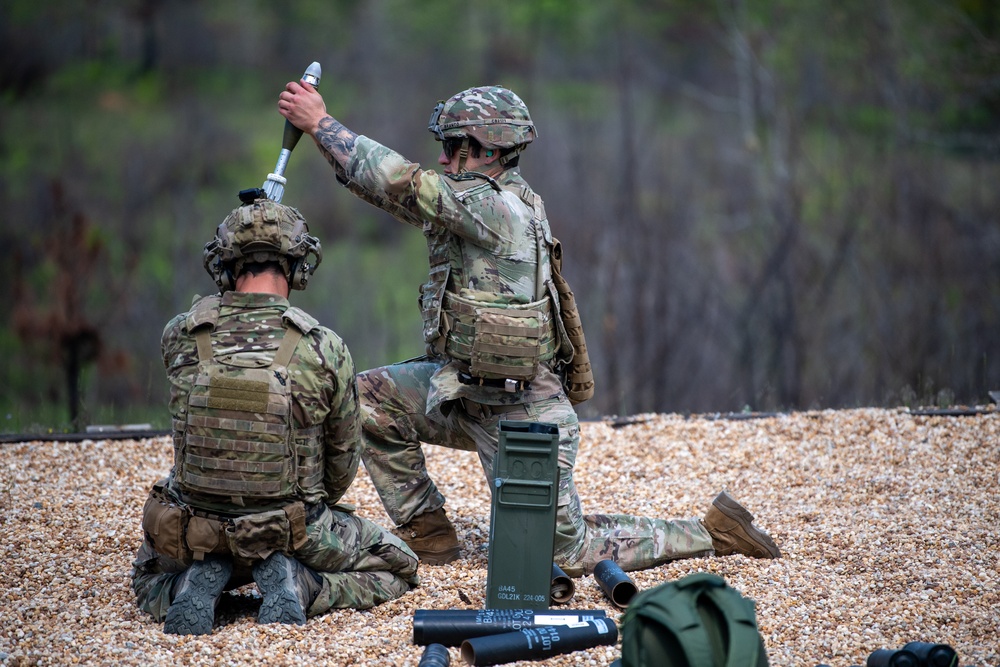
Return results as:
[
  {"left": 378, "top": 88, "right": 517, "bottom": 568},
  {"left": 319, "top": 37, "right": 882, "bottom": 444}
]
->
[{"left": 262, "top": 61, "right": 322, "bottom": 203}]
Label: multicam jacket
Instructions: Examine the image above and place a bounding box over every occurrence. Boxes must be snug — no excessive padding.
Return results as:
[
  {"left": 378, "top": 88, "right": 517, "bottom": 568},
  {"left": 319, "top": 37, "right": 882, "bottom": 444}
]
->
[
  {"left": 161, "top": 291, "right": 361, "bottom": 514},
  {"left": 336, "top": 136, "right": 570, "bottom": 412}
]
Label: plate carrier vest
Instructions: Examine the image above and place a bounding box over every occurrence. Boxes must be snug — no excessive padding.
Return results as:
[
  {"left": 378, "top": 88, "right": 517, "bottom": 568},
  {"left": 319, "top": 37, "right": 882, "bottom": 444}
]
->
[
  {"left": 174, "top": 296, "right": 324, "bottom": 507},
  {"left": 426, "top": 174, "right": 594, "bottom": 402}
]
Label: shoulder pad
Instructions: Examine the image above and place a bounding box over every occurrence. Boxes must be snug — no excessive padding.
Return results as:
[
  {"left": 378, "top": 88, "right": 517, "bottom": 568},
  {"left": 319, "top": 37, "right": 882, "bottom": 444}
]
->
[
  {"left": 283, "top": 306, "right": 318, "bottom": 334},
  {"left": 184, "top": 294, "right": 221, "bottom": 332}
]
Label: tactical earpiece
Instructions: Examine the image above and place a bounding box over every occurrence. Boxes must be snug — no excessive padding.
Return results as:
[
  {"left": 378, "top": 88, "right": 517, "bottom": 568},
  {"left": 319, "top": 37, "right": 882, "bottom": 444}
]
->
[{"left": 486, "top": 150, "right": 495, "bottom": 157}]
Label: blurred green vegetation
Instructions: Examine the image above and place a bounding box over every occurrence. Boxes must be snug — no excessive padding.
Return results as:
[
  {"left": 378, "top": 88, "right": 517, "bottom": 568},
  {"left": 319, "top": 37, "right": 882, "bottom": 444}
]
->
[{"left": 1, "top": 0, "right": 998, "bottom": 433}]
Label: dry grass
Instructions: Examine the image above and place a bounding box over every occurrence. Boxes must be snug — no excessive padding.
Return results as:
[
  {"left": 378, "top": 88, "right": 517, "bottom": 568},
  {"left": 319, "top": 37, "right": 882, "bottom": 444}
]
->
[{"left": 1, "top": 408, "right": 997, "bottom": 666}]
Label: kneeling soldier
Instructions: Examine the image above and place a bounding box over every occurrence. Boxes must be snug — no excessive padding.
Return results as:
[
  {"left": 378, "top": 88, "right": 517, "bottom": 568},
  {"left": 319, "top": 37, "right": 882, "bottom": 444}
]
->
[{"left": 132, "top": 193, "right": 418, "bottom": 635}]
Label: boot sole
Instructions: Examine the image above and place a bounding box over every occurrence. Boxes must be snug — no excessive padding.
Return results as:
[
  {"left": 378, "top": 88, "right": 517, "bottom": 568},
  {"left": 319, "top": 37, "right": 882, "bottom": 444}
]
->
[
  {"left": 163, "top": 559, "right": 231, "bottom": 635},
  {"left": 712, "top": 492, "right": 781, "bottom": 558},
  {"left": 415, "top": 546, "right": 461, "bottom": 566},
  {"left": 254, "top": 555, "right": 308, "bottom": 625}
]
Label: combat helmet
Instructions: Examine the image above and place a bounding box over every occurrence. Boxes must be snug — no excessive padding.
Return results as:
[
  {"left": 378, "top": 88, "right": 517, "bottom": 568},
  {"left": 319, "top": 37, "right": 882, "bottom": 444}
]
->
[
  {"left": 203, "top": 189, "right": 322, "bottom": 292},
  {"left": 428, "top": 85, "right": 536, "bottom": 171}
]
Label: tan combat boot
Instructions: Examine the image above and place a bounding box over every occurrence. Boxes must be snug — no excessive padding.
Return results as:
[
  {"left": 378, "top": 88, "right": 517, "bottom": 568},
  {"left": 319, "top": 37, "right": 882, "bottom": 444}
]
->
[
  {"left": 702, "top": 491, "right": 781, "bottom": 559},
  {"left": 392, "top": 507, "right": 461, "bottom": 565}
]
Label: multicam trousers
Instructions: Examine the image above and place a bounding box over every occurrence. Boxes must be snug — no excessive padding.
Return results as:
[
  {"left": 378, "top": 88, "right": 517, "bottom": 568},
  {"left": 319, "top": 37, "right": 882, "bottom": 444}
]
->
[
  {"left": 131, "top": 506, "right": 418, "bottom": 622},
  {"left": 357, "top": 359, "right": 715, "bottom": 577}
]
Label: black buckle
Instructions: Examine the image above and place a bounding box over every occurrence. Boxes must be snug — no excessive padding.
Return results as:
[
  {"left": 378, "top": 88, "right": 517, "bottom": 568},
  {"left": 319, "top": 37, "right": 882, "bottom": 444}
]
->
[{"left": 457, "top": 372, "right": 529, "bottom": 393}]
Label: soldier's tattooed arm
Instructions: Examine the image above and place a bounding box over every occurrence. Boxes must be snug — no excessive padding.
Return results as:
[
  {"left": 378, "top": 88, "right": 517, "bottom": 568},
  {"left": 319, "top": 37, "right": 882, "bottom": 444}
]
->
[{"left": 315, "top": 116, "right": 357, "bottom": 169}]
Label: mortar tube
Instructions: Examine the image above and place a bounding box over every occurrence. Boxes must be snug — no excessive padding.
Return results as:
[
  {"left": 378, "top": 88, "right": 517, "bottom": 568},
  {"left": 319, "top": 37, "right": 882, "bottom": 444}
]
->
[
  {"left": 459, "top": 618, "right": 618, "bottom": 666},
  {"left": 412, "top": 609, "right": 607, "bottom": 647},
  {"left": 550, "top": 563, "right": 575, "bottom": 605},
  {"left": 901, "top": 642, "right": 958, "bottom": 667},
  {"left": 867, "top": 649, "right": 920, "bottom": 667},
  {"left": 417, "top": 643, "right": 451, "bottom": 667},
  {"left": 593, "top": 559, "right": 638, "bottom": 609}
]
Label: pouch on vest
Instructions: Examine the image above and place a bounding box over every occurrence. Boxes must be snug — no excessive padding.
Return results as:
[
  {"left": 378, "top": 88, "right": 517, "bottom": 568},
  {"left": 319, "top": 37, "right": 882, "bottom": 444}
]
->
[
  {"left": 284, "top": 501, "right": 309, "bottom": 551},
  {"left": 420, "top": 222, "right": 452, "bottom": 352},
  {"left": 444, "top": 290, "right": 555, "bottom": 381},
  {"left": 185, "top": 515, "right": 227, "bottom": 561},
  {"left": 470, "top": 306, "right": 545, "bottom": 381},
  {"left": 141, "top": 479, "right": 191, "bottom": 562},
  {"left": 225, "top": 509, "right": 292, "bottom": 561},
  {"left": 617, "top": 572, "right": 768, "bottom": 667}
]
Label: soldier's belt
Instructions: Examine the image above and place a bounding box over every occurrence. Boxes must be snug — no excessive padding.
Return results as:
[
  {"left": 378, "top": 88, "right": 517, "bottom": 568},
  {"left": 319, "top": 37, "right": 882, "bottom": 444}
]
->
[
  {"left": 188, "top": 500, "right": 324, "bottom": 524},
  {"left": 458, "top": 371, "right": 530, "bottom": 393},
  {"left": 141, "top": 497, "right": 321, "bottom": 563}
]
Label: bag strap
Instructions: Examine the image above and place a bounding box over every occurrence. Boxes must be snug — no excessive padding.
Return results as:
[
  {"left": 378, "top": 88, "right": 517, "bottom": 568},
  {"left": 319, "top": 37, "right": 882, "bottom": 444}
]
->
[
  {"left": 271, "top": 327, "right": 303, "bottom": 369},
  {"left": 194, "top": 328, "right": 213, "bottom": 364},
  {"left": 518, "top": 184, "right": 549, "bottom": 302},
  {"left": 535, "top": 218, "right": 547, "bottom": 302},
  {"left": 190, "top": 296, "right": 222, "bottom": 364}
]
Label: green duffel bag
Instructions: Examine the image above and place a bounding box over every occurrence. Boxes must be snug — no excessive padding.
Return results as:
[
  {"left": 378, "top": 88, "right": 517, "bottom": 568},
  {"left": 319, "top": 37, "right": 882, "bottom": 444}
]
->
[{"left": 611, "top": 572, "right": 769, "bottom": 667}]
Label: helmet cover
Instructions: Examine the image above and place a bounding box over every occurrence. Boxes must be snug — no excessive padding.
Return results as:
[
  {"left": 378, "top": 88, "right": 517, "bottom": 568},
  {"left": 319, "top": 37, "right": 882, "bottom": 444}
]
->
[
  {"left": 203, "top": 197, "right": 322, "bottom": 292},
  {"left": 428, "top": 85, "right": 536, "bottom": 150}
]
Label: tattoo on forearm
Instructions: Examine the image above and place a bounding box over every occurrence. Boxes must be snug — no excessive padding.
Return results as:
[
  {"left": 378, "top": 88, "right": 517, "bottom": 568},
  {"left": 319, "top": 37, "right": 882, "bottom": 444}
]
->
[{"left": 316, "top": 116, "right": 357, "bottom": 167}]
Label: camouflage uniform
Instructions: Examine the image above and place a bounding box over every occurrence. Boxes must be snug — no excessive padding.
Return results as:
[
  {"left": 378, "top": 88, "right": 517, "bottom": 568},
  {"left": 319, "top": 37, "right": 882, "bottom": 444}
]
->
[
  {"left": 338, "top": 136, "right": 715, "bottom": 577},
  {"left": 132, "top": 291, "right": 418, "bottom": 620}
]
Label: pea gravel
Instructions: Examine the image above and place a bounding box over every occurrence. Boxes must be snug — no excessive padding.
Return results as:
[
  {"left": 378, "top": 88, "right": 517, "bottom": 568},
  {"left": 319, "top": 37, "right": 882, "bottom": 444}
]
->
[{"left": 1, "top": 407, "right": 997, "bottom": 666}]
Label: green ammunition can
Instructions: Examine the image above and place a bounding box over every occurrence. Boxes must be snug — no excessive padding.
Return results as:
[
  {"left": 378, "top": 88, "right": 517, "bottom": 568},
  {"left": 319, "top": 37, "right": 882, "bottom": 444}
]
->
[{"left": 486, "top": 420, "right": 561, "bottom": 610}]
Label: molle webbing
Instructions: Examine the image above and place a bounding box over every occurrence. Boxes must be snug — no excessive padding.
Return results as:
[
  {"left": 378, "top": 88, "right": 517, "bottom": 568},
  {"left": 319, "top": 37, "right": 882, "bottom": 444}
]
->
[
  {"left": 181, "top": 326, "right": 306, "bottom": 501},
  {"left": 295, "top": 436, "right": 325, "bottom": 489},
  {"left": 442, "top": 290, "right": 556, "bottom": 380},
  {"left": 472, "top": 308, "right": 545, "bottom": 378}
]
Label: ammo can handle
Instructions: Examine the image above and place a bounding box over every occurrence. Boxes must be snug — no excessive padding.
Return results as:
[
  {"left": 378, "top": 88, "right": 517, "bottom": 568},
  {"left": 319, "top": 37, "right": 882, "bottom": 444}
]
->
[
  {"left": 496, "top": 479, "right": 553, "bottom": 508},
  {"left": 503, "top": 443, "right": 552, "bottom": 454}
]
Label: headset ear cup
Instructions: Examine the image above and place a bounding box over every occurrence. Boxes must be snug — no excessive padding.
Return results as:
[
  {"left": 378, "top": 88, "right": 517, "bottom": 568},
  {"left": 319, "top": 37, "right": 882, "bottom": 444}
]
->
[
  {"left": 290, "top": 237, "right": 321, "bottom": 290},
  {"left": 219, "top": 266, "right": 234, "bottom": 292},
  {"left": 290, "top": 259, "right": 306, "bottom": 290}
]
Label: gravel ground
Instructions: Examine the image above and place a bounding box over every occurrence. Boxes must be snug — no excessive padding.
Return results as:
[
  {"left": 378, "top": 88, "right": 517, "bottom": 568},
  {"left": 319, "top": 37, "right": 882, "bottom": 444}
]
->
[{"left": 1, "top": 407, "right": 997, "bottom": 667}]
